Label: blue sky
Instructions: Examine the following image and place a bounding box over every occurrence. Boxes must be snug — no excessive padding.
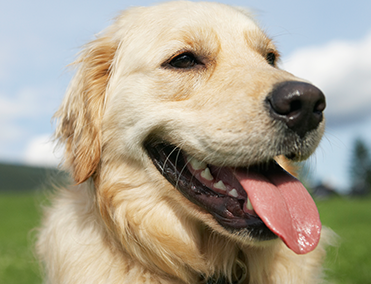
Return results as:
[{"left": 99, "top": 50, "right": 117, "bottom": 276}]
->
[{"left": 1, "top": 0, "right": 371, "bottom": 193}]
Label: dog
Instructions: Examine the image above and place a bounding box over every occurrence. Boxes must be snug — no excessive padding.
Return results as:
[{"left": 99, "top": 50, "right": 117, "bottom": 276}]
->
[{"left": 37, "top": 2, "right": 332, "bottom": 283}]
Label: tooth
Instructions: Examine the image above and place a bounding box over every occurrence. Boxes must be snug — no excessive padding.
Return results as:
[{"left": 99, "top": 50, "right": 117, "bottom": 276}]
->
[
  {"left": 214, "top": 180, "right": 227, "bottom": 191},
  {"left": 201, "top": 168, "right": 213, "bottom": 181},
  {"left": 246, "top": 198, "right": 254, "bottom": 211},
  {"left": 188, "top": 157, "right": 207, "bottom": 170},
  {"left": 229, "top": 188, "right": 238, "bottom": 198}
]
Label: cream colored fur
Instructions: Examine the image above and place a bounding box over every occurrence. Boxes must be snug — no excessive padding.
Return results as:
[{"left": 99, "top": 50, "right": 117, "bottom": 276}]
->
[{"left": 37, "top": 2, "right": 332, "bottom": 283}]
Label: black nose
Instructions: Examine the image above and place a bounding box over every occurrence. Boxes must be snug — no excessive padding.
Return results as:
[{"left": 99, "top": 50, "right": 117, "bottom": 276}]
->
[{"left": 267, "top": 81, "right": 326, "bottom": 138}]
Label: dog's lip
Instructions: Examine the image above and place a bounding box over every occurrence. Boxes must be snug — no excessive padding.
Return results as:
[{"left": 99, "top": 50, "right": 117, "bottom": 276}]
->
[{"left": 144, "top": 141, "right": 277, "bottom": 241}]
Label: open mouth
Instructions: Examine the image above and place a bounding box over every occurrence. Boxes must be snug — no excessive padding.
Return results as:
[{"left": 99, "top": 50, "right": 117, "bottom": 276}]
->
[{"left": 145, "top": 141, "right": 322, "bottom": 254}]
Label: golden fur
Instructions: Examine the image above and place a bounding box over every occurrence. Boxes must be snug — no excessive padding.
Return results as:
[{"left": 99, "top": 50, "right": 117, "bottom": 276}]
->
[{"left": 37, "top": 2, "right": 332, "bottom": 283}]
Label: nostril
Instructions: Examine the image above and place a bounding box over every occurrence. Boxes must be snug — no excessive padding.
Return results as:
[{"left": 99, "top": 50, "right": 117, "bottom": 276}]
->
[
  {"left": 289, "top": 100, "right": 302, "bottom": 114},
  {"left": 268, "top": 89, "right": 305, "bottom": 117},
  {"left": 267, "top": 81, "right": 326, "bottom": 138},
  {"left": 314, "top": 98, "right": 326, "bottom": 114}
]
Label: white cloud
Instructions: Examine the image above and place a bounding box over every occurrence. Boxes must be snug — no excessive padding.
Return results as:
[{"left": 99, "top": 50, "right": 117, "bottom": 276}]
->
[
  {"left": 0, "top": 86, "right": 58, "bottom": 120},
  {"left": 23, "top": 134, "right": 63, "bottom": 167},
  {"left": 282, "top": 31, "right": 371, "bottom": 124},
  {"left": 0, "top": 85, "right": 62, "bottom": 162}
]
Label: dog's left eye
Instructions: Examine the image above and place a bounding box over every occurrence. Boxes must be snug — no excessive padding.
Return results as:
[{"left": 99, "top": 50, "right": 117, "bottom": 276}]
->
[
  {"left": 169, "top": 53, "right": 199, "bottom": 69},
  {"left": 266, "top": 52, "right": 276, "bottom": 66}
]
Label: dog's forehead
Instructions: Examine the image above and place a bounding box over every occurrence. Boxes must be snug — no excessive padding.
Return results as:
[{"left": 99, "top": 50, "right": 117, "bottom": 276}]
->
[
  {"left": 116, "top": 2, "right": 265, "bottom": 42},
  {"left": 123, "top": 2, "right": 258, "bottom": 26},
  {"left": 112, "top": 2, "right": 273, "bottom": 65}
]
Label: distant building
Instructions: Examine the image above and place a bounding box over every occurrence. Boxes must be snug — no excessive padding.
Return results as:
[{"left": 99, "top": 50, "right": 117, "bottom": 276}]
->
[
  {"left": 311, "top": 182, "right": 338, "bottom": 200},
  {"left": 349, "top": 180, "right": 370, "bottom": 197}
]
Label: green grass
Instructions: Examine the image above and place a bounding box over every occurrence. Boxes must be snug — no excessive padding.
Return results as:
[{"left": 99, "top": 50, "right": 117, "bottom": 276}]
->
[
  {"left": 0, "top": 192, "right": 370, "bottom": 283},
  {"left": 317, "top": 197, "right": 371, "bottom": 284},
  {"left": 0, "top": 192, "right": 42, "bottom": 284}
]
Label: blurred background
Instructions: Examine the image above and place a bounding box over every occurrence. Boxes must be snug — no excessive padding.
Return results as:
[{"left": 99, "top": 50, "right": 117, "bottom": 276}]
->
[{"left": 1, "top": 0, "right": 370, "bottom": 283}]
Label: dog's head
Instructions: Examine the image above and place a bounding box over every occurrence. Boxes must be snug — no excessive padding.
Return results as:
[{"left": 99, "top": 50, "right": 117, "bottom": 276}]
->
[{"left": 55, "top": 1, "right": 325, "bottom": 278}]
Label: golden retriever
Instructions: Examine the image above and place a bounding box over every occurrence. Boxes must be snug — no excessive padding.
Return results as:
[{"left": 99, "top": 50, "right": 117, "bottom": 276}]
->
[{"left": 37, "top": 2, "right": 332, "bottom": 283}]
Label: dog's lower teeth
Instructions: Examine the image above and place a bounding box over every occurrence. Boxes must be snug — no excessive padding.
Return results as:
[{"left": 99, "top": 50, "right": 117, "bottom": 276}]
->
[
  {"left": 201, "top": 168, "right": 214, "bottom": 181},
  {"left": 246, "top": 198, "right": 254, "bottom": 211},
  {"left": 214, "top": 180, "right": 227, "bottom": 191},
  {"left": 188, "top": 156, "right": 207, "bottom": 170},
  {"left": 228, "top": 188, "right": 238, "bottom": 197}
]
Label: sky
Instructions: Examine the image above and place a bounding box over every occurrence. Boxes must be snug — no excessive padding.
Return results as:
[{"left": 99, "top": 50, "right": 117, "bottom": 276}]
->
[{"left": 1, "top": 0, "right": 371, "bottom": 193}]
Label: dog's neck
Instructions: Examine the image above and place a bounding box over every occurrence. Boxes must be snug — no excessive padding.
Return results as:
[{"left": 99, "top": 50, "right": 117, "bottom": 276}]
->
[
  {"left": 205, "top": 276, "right": 244, "bottom": 284},
  {"left": 206, "top": 277, "right": 228, "bottom": 284},
  {"left": 204, "top": 257, "right": 248, "bottom": 284}
]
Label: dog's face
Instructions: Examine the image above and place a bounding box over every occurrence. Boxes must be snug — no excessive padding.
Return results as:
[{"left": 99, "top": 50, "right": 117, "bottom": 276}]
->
[{"left": 56, "top": 1, "right": 325, "bottom": 271}]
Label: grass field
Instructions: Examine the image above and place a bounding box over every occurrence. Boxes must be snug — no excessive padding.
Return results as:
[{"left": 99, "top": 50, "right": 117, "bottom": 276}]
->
[
  {"left": 0, "top": 192, "right": 370, "bottom": 283},
  {"left": 0, "top": 192, "right": 42, "bottom": 283},
  {"left": 317, "top": 197, "right": 371, "bottom": 284}
]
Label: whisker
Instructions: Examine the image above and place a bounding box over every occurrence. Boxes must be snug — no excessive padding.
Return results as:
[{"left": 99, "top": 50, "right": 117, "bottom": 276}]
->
[
  {"left": 162, "top": 144, "right": 180, "bottom": 176},
  {"left": 174, "top": 143, "right": 186, "bottom": 188},
  {"left": 180, "top": 149, "right": 200, "bottom": 187}
]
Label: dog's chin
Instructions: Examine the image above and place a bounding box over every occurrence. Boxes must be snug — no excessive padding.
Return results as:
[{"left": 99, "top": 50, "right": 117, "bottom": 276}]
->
[{"left": 144, "top": 140, "right": 279, "bottom": 241}]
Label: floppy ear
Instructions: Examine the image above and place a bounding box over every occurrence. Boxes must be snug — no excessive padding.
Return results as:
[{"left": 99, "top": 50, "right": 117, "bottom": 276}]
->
[{"left": 54, "top": 36, "right": 117, "bottom": 184}]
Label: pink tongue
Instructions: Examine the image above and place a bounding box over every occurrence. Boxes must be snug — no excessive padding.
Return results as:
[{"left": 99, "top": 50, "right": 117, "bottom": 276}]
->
[{"left": 233, "top": 166, "right": 321, "bottom": 254}]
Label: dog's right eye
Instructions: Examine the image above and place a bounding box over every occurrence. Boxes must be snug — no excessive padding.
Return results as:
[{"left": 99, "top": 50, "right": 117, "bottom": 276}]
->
[{"left": 168, "top": 53, "right": 199, "bottom": 69}]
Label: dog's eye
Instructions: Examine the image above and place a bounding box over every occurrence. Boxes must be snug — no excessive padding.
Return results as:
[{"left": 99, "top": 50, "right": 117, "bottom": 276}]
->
[
  {"left": 266, "top": 52, "right": 276, "bottom": 66},
  {"left": 169, "top": 53, "right": 199, "bottom": 69}
]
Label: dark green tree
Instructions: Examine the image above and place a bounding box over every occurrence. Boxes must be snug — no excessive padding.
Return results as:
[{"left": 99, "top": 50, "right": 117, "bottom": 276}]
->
[{"left": 349, "top": 138, "right": 371, "bottom": 195}]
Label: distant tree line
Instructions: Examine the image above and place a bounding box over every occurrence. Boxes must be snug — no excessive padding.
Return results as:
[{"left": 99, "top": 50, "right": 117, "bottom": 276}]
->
[
  {"left": 0, "top": 163, "right": 67, "bottom": 192},
  {"left": 349, "top": 138, "right": 371, "bottom": 196}
]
